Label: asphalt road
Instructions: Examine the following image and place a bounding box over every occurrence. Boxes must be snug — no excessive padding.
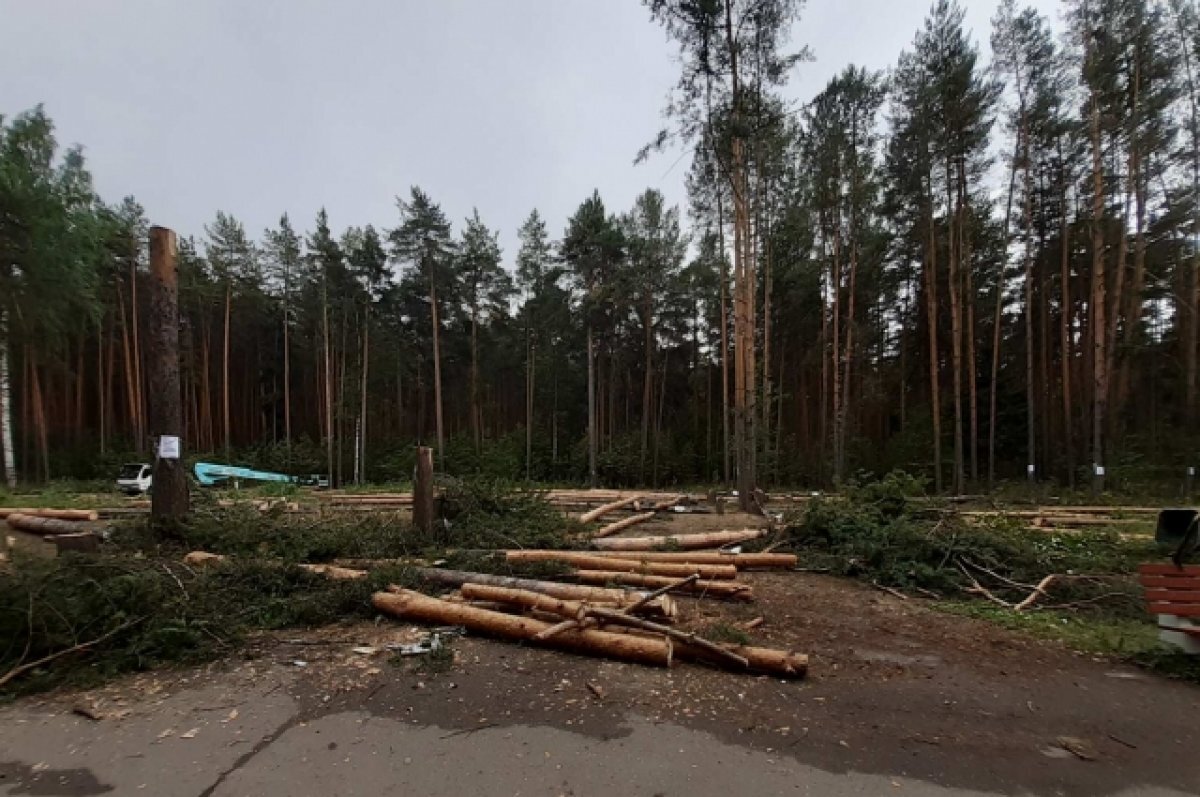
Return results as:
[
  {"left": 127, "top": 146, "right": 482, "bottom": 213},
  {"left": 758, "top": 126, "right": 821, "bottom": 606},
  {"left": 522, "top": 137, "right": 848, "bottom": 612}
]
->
[{"left": 1, "top": 666, "right": 1194, "bottom": 797}]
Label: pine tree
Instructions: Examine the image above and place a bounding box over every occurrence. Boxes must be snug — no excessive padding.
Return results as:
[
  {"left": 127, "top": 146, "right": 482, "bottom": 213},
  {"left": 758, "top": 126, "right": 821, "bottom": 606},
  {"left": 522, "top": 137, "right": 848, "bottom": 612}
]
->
[
  {"left": 390, "top": 188, "right": 455, "bottom": 464},
  {"left": 458, "top": 210, "right": 511, "bottom": 455}
]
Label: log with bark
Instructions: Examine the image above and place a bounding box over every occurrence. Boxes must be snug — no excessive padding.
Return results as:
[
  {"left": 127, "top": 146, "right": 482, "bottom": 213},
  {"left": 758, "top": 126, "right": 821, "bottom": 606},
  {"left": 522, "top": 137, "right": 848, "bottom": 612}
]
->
[
  {"left": 592, "top": 511, "right": 657, "bottom": 539},
  {"left": 503, "top": 550, "right": 737, "bottom": 580},
  {"left": 0, "top": 508, "right": 99, "bottom": 521},
  {"left": 591, "top": 528, "right": 768, "bottom": 552},
  {"left": 573, "top": 570, "right": 753, "bottom": 600},
  {"left": 460, "top": 584, "right": 805, "bottom": 678},
  {"left": 578, "top": 495, "right": 641, "bottom": 524},
  {"left": 410, "top": 567, "right": 676, "bottom": 619},
  {"left": 297, "top": 563, "right": 368, "bottom": 580},
  {"left": 372, "top": 589, "right": 674, "bottom": 668},
  {"left": 5, "top": 513, "right": 91, "bottom": 536},
  {"left": 183, "top": 550, "right": 227, "bottom": 567},
  {"left": 575, "top": 550, "right": 796, "bottom": 569}
]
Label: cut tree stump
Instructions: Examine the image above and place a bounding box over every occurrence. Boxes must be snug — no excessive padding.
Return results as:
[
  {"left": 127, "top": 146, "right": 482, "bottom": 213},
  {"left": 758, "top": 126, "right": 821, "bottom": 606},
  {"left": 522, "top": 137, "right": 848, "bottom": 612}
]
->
[
  {"left": 591, "top": 528, "right": 768, "bottom": 552},
  {"left": 373, "top": 589, "right": 674, "bottom": 668}
]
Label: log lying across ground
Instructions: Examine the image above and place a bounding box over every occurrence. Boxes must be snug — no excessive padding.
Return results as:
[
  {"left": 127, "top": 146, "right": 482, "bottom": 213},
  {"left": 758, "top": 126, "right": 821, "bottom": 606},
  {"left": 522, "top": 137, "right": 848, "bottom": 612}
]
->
[
  {"left": 411, "top": 567, "right": 677, "bottom": 619},
  {"left": 0, "top": 507, "right": 99, "bottom": 521},
  {"left": 298, "top": 563, "right": 368, "bottom": 580},
  {"left": 591, "top": 528, "right": 769, "bottom": 552},
  {"left": 592, "top": 511, "right": 657, "bottom": 539},
  {"left": 585, "top": 550, "right": 797, "bottom": 569},
  {"left": 5, "top": 514, "right": 91, "bottom": 536},
  {"left": 504, "top": 550, "right": 738, "bottom": 580},
  {"left": 459, "top": 583, "right": 806, "bottom": 678},
  {"left": 373, "top": 589, "right": 674, "bottom": 668},
  {"left": 578, "top": 496, "right": 641, "bottom": 524},
  {"left": 574, "top": 570, "right": 753, "bottom": 600}
]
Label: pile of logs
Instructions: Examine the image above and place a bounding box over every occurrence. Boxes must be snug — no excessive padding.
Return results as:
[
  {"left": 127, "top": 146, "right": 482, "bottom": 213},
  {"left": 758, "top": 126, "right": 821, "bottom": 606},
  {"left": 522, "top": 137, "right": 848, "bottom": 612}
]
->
[
  {"left": 181, "top": 534, "right": 805, "bottom": 678},
  {"left": 372, "top": 579, "right": 807, "bottom": 678},
  {"left": 2, "top": 509, "right": 101, "bottom": 558},
  {"left": 958, "top": 506, "right": 1158, "bottom": 536}
]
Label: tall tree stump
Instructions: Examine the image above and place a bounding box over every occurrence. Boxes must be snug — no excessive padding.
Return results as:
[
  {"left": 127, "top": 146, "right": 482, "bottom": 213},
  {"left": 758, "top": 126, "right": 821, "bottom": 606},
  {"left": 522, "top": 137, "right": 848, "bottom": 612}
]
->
[
  {"left": 413, "top": 445, "right": 434, "bottom": 536},
  {"left": 147, "top": 226, "right": 189, "bottom": 521}
]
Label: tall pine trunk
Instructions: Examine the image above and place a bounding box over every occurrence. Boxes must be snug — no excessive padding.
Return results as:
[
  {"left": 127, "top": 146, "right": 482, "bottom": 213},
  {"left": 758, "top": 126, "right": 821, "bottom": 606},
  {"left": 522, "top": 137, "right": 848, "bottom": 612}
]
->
[
  {"left": 640, "top": 299, "right": 653, "bottom": 482},
  {"left": 430, "top": 273, "right": 445, "bottom": 464},
  {"left": 1088, "top": 84, "right": 1108, "bottom": 494},
  {"left": 360, "top": 303, "right": 370, "bottom": 484},
  {"left": 222, "top": 282, "right": 232, "bottom": 461},
  {"left": 925, "top": 177, "right": 943, "bottom": 493},
  {"left": 0, "top": 308, "right": 15, "bottom": 487},
  {"left": 586, "top": 323, "right": 597, "bottom": 487}
]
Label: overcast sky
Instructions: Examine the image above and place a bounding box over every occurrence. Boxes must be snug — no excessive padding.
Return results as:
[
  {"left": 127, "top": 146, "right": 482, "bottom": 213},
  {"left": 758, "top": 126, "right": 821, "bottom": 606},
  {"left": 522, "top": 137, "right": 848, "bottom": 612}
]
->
[{"left": 1, "top": 0, "right": 1063, "bottom": 266}]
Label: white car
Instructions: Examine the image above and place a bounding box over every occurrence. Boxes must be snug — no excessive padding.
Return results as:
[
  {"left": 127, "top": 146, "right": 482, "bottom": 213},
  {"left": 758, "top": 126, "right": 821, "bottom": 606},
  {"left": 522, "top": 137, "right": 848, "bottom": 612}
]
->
[{"left": 116, "top": 463, "right": 153, "bottom": 495}]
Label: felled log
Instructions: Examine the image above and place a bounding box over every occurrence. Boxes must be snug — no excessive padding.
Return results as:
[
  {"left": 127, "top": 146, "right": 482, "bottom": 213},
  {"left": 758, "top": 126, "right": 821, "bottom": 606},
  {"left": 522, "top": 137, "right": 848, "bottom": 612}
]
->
[
  {"left": 462, "top": 584, "right": 804, "bottom": 678},
  {"left": 460, "top": 583, "right": 589, "bottom": 618},
  {"left": 651, "top": 494, "right": 686, "bottom": 511},
  {"left": 591, "top": 528, "right": 768, "bottom": 552},
  {"left": 5, "top": 514, "right": 90, "bottom": 536},
  {"left": 298, "top": 563, "right": 367, "bottom": 580},
  {"left": 0, "top": 507, "right": 99, "bottom": 521},
  {"left": 674, "top": 639, "right": 807, "bottom": 677},
  {"left": 593, "top": 511, "right": 657, "bottom": 539},
  {"left": 184, "top": 550, "right": 228, "bottom": 567},
  {"left": 373, "top": 589, "right": 673, "bottom": 668},
  {"left": 504, "top": 550, "right": 737, "bottom": 580},
  {"left": 578, "top": 496, "right": 641, "bottom": 524},
  {"left": 411, "top": 567, "right": 676, "bottom": 619},
  {"left": 586, "top": 550, "right": 797, "bottom": 569},
  {"left": 462, "top": 584, "right": 745, "bottom": 668},
  {"left": 574, "top": 569, "right": 753, "bottom": 600}
]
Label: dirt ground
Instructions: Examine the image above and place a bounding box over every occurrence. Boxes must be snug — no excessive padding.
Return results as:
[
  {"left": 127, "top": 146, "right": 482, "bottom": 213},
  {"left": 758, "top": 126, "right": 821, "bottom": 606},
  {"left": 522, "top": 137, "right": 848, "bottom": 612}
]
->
[{"left": 2, "top": 509, "right": 1199, "bottom": 796}]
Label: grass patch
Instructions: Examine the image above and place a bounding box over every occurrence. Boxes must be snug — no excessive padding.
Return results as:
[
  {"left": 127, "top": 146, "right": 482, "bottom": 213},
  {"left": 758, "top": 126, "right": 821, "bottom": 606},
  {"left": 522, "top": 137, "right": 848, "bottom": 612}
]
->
[{"left": 703, "top": 622, "right": 751, "bottom": 646}]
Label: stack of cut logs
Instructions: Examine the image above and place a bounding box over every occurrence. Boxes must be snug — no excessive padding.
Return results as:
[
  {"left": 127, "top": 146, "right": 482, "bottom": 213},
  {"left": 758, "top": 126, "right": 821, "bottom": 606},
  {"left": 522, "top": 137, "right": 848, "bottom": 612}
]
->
[
  {"left": 1, "top": 508, "right": 101, "bottom": 559},
  {"left": 372, "top": 550, "right": 805, "bottom": 677},
  {"left": 959, "top": 506, "right": 1158, "bottom": 536},
  {"left": 183, "top": 535, "right": 806, "bottom": 678}
]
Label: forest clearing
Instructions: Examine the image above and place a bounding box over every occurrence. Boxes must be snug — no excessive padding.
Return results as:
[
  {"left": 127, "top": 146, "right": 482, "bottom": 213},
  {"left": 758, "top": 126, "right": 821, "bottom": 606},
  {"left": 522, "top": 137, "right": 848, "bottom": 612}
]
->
[
  {"left": 3, "top": 477, "right": 1200, "bottom": 795},
  {"left": 5, "top": 0, "right": 1200, "bottom": 793}
]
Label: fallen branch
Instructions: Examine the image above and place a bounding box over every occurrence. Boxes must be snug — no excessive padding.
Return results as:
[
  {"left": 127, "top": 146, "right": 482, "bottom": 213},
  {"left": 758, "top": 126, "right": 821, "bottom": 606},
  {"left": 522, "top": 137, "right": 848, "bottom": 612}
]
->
[
  {"left": 1013, "top": 574, "right": 1057, "bottom": 612},
  {"left": 956, "top": 561, "right": 1014, "bottom": 608},
  {"left": 871, "top": 581, "right": 910, "bottom": 601},
  {"left": 0, "top": 617, "right": 146, "bottom": 689},
  {"left": 624, "top": 573, "right": 699, "bottom": 614}
]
